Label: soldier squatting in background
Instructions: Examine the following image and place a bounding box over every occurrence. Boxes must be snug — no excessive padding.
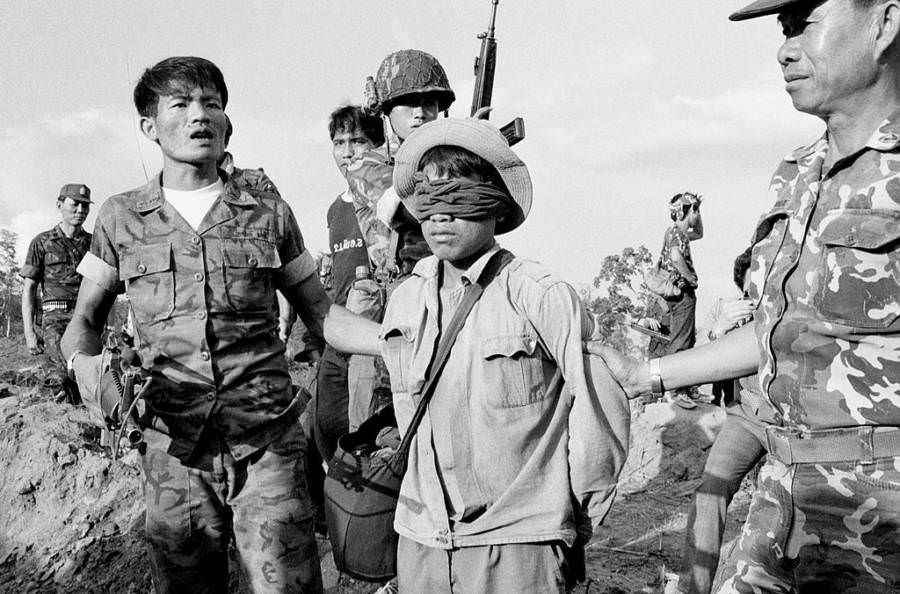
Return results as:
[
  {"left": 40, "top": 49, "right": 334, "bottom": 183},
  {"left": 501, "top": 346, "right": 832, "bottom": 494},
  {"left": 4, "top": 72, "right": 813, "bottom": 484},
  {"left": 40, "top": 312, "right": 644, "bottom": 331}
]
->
[
  {"left": 595, "top": 0, "right": 900, "bottom": 590},
  {"left": 20, "top": 183, "right": 92, "bottom": 403}
]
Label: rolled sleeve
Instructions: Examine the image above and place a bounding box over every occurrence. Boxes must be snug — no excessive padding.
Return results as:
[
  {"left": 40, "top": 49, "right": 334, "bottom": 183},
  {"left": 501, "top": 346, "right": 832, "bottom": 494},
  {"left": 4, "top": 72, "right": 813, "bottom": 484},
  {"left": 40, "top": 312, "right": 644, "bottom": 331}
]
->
[
  {"left": 275, "top": 204, "right": 316, "bottom": 288},
  {"left": 19, "top": 237, "right": 43, "bottom": 280},
  {"left": 276, "top": 250, "right": 317, "bottom": 288},
  {"left": 83, "top": 218, "right": 123, "bottom": 294},
  {"left": 77, "top": 252, "right": 122, "bottom": 294}
]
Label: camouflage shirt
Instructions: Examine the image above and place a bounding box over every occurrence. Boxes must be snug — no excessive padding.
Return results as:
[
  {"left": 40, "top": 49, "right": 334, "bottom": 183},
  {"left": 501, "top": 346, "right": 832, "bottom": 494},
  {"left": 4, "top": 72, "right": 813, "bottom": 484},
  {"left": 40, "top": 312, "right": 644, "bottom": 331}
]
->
[
  {"left": 19, "top": 225, "right": 92, "bottom": 301},
  {"left": 77, "top": 173, "right": 317, "bottom": 462},
  {"left": 659, "top": 225, "right": 696, "bottom": 287},
  {"left": 746, "top": 116, "right": 900, "bottom": 432}
]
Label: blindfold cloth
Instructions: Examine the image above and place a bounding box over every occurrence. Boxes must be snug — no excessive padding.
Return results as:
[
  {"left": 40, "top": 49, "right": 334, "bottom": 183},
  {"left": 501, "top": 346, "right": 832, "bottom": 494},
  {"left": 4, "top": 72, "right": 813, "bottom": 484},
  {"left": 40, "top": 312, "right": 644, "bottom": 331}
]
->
[{"left": 408, "top": 174, "right": 515, "bottom": 223}]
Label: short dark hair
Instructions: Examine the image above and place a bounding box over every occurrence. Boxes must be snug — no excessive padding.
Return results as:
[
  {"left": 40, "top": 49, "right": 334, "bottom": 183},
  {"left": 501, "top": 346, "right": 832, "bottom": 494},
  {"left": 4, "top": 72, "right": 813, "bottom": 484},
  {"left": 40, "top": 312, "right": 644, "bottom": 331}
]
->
[
  {"left": 328, "top": 105, "right": 384, "bottom": 146},
  {"left": 417, "top": 145, "right": 509, "bottom": 194},
  {"left": 133, "top": 56, "right": 228, "bottom": 118}
]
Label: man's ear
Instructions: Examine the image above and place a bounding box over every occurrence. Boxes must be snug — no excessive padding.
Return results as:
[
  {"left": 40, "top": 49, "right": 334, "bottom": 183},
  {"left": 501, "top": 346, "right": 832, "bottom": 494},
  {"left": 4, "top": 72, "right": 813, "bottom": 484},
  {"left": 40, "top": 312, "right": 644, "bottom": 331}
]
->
[
  {"left": 873, "top": 0, "right": 900, "bottom": 62},
  {"left": 139, "top": 116, "right": 158, "bottom": 144}
]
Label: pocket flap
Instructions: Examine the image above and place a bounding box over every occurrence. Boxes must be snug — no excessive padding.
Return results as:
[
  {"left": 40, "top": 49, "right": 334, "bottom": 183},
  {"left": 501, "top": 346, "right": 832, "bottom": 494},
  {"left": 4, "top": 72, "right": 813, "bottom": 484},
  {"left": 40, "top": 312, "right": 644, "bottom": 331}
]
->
[
  {"left": 223, "top": 240, "right": 282, "bottom": 268},
  {"left": 819, "top": 210, "right": 900, "bottom": 249},
  {"left": 120, "top": 242, "right": 172, "bottom": 280},
  {"left": 482, "top": 334, "right": 540, "bottom": 359}
]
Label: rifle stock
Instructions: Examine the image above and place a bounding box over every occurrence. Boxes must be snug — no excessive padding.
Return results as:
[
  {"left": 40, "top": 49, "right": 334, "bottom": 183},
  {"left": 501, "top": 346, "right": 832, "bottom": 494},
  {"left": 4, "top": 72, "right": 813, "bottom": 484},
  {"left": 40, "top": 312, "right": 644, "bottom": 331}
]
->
[{"left": 470, "top": 0, "right": 525, "bottom": 146}]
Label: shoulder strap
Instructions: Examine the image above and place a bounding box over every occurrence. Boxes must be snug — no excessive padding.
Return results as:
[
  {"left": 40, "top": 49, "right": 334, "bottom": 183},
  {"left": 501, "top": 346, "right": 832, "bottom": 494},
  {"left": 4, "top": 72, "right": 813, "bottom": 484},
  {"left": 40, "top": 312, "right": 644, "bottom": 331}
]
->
[{"left": 396, "top": 249, "right": 515, "bottom": 455}]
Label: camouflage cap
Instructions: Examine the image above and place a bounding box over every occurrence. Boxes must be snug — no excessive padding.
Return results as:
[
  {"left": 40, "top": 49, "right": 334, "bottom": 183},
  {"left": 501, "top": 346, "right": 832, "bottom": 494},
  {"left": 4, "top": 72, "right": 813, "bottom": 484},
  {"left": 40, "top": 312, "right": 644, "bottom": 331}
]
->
[
  {"left": 729, "top": 0, "right": 814, "bottom": 21},
  {"left": 58, "top": 183, "right": 92, "bottom": 203},
  {"left": 371, "top": 50, "right": 455, "bottom": 115}
]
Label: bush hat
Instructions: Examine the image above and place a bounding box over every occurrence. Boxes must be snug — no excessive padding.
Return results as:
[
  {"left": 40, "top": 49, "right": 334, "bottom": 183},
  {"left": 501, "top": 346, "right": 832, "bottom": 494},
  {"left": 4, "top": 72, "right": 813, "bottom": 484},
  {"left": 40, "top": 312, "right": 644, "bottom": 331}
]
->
[{"left": 393, "top": 118, "right": 532, "bottom": 234}]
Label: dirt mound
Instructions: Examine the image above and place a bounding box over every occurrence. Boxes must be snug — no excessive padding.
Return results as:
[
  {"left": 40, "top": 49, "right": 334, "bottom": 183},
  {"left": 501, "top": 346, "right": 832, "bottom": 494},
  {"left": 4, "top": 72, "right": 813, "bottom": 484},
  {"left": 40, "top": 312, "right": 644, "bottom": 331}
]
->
[{"left": 0, "top": 334, "right": 750, "bottom": 593}]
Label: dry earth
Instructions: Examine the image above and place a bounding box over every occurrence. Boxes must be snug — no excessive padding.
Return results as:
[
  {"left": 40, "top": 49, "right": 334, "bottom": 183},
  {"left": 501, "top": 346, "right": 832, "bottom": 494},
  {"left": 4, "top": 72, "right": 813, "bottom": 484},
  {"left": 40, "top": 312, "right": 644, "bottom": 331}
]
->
[{"left": 0, "top": 335, "right": 754, "bottom": 593}]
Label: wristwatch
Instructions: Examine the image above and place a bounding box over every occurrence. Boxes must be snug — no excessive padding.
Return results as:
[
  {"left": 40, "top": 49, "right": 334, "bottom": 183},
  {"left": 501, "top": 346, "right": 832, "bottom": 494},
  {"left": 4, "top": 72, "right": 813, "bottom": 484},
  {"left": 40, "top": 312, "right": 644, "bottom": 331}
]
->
[{"left": 648, "top": 358, "right": 664, "bottom": 397}]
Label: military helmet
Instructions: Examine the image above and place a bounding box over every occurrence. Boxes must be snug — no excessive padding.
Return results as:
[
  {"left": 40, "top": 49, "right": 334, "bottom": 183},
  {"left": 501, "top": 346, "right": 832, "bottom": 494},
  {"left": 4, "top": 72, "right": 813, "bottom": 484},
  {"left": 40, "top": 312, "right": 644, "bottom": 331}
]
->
[{"left": 372, "top": 50, "right": 455, "bottom": 115}]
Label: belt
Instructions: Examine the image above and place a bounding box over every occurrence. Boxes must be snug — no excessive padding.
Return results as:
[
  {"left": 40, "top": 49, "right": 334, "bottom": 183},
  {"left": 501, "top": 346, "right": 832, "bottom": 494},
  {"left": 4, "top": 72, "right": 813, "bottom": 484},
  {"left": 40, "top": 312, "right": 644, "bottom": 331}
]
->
[
  {"left": 42, "top": 299, "right": 76, "bottom": 313},
  {"left": 765, "top": 425, "right": 900, "bottom": 465}
]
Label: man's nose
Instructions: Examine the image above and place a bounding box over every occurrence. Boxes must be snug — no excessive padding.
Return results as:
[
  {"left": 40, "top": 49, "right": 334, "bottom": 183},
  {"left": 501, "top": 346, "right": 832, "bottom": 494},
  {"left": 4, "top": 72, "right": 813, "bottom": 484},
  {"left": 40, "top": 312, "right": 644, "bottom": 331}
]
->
[
  {"left": 429, "top": 213, "right": 453, "bottom": 223},
  {"left": 777, "top": 36, "right": 800, "bottom": 67},
  {"left": 188, "top": 100, "right": 211, "bottom": 122}
]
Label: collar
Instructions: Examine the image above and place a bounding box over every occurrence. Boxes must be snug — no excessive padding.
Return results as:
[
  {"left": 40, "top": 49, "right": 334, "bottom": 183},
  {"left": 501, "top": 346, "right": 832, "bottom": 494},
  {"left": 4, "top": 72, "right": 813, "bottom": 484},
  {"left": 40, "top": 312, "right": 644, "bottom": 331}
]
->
[
  {"left": 785, "top": 106, "right": 900, "bottom": 163},
  {"left": 411, "top": 241, "right": 501, "bottom": 285},
  {"left": 51, "top": 224, "right": 88, "bottom": 241},
  {"left": 129, "top": 171, "right": 258, "bottom": 213}
]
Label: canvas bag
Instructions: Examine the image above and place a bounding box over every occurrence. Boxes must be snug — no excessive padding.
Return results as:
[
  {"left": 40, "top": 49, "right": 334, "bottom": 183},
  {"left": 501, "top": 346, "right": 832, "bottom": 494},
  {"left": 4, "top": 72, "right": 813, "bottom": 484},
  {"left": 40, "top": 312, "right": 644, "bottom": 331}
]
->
[{"left": 323, "top": 249, "right": 514, "bottom": 581}]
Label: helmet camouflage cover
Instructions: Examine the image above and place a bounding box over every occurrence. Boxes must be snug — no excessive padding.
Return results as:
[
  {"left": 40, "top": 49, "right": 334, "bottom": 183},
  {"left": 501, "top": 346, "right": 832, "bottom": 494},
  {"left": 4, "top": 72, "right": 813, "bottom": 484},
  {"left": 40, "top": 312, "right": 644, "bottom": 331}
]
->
[{"left": 371, "top": 49, "right": 455, "bottom": 115}]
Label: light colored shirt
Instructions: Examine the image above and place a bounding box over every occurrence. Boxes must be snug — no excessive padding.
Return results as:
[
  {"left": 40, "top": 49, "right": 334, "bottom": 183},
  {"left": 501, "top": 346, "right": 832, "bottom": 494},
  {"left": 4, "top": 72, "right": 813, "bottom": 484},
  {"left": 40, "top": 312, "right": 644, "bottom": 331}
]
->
[
  {"left": 380, "top": 244, "right": 629, "bottom": 549},
  {"left": 163, "top": 178, "right": 223, "bottom": 230}
]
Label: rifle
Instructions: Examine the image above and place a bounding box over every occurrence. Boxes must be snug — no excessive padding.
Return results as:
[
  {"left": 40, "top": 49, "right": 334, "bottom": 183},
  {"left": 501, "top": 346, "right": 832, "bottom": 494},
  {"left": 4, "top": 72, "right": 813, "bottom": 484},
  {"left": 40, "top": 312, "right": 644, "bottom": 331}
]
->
[{"left": 470, "top": 0, "right": 525, "bottom": 146}]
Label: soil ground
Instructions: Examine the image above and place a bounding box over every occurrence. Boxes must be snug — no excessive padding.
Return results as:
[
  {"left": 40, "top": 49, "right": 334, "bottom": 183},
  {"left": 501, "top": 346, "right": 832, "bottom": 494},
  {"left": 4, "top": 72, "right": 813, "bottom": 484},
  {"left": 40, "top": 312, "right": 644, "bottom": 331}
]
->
[{"left": 0, "top": 335, "right": 754, "bottom": 593}]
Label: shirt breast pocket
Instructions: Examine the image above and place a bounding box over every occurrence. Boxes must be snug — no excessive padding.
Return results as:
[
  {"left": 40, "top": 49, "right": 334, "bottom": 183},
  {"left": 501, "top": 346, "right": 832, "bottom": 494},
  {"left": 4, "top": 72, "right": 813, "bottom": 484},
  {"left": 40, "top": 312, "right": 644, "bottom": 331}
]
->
[
  {"left": 44, "top": 251, "right": 67, "bottom": 277},
  {"left": 815, "top": 209, "right": 900, "bottom": 331},
  {"left": 382, "top": 325, "right": 416, "bottom": 393},
  {"left": 121, "top": 242, "right": 175, "bottom": 323},
  {"left": 221, "top": 239, "right": 281, "bottom": 312},
  {"left": 481, "top": 333, "right": 548, "bottom": 408}
]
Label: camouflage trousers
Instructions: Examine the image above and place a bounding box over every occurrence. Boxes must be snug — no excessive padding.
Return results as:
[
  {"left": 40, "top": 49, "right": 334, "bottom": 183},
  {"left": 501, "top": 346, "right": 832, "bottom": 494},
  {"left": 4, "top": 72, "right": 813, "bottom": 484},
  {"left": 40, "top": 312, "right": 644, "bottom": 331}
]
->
[
  {"left": 42, "top": 310, "right": 72, "bottom": 376},
  {"left": 140, "top": 423, "right": 323, "bottom": 594},
  {"left": 715, "top": 453, "right": 900, "bottom": 593}
]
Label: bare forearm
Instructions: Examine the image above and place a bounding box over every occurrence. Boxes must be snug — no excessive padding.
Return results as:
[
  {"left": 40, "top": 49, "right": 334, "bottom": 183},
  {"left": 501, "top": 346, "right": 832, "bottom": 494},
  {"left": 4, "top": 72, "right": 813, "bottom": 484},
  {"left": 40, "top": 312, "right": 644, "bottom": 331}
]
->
[
  {"left": 324, "top": 304, "right": 381, "bottom": 356},
  {"left": 659, "top": 323, "right": 758, "bottom": 390},
  {"left": 21, "top": 286, "right": 37, "bottom": 336}
]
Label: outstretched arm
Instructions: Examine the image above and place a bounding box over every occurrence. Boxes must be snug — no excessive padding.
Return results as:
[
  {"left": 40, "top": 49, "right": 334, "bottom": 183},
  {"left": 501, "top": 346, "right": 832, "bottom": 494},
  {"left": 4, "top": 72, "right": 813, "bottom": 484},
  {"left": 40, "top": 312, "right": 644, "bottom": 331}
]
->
[
  {"left": 280, "top": 274, "right": 381, "bottom": 357},
  {"left": 588, "top": 322, "right": 759, "bottom": 399}
]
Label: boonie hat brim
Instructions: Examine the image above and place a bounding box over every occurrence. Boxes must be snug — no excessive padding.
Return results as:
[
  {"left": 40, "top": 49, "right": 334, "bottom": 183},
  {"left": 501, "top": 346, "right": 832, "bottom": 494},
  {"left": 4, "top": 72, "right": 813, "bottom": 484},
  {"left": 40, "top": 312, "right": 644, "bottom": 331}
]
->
[{"left": 392, "top": 118, "right": 532, "bottom": 235}]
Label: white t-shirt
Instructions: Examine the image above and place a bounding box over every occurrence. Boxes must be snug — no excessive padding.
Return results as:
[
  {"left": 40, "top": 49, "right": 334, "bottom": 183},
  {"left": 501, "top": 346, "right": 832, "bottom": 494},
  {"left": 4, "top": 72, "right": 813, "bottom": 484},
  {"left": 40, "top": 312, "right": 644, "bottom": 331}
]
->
[{"left": 163, "top": 179, "right": 224, "bottom": 230}]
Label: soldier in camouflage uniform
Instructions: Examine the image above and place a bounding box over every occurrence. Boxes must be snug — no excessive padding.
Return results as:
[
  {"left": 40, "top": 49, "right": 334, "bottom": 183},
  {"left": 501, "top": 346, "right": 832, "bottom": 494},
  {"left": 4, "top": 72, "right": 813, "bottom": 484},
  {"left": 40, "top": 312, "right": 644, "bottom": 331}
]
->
[
  {"left": 314, "top": 49, "right": 456, "bottom": 461},
  {"left": 61, "top": 56, "right": 380, "bottom": 594},
  {"left": 20, "top": 183, "right": 92, "bottom": 401},
  {"left": 593, "top": 0, "right": 900, "bottom": 591}
]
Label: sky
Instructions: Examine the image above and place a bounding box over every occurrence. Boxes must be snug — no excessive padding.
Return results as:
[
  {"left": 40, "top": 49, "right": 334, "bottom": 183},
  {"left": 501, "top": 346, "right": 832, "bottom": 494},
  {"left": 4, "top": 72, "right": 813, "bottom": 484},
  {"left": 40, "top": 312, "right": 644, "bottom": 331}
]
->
[{"left": 0, "top": 0, "right": 825, "bottom": 319}]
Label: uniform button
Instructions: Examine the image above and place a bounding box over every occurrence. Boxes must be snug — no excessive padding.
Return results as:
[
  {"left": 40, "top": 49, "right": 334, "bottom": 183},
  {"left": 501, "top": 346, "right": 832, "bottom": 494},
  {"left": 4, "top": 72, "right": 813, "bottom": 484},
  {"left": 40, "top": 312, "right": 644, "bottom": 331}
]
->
[
  {"left": 200, "top": 351, "right": 210, "bottom": 361},
  {"left": 196, "top": 311, "right": 206, "bottom": 320},
  {"left": 194, "top": 272, "right": 204, "bottom": 282},
  {"left": 191, "top": 236, "right": 201, "bottom": 245},
  {"left": 206, "top": 394, "right": 215, "bottom": 401},
  {"left": 248, "top": 257, "right": 258, "bottom": 267},
  {"left": 137, "top": 264, "right": 147, "bottom": 274}
]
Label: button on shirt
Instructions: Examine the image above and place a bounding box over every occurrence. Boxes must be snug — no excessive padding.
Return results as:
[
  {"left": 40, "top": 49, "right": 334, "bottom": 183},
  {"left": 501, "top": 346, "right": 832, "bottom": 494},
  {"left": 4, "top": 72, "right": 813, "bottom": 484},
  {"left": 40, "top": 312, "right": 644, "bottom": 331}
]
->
[
  {"left": 19, "top": 225, "right": 92, "bottom": 301},
  {"left": 380, "top": 244, "right": 628, "bottom": 549},
  {"left": 746, "top": 114, "right": 900, "bottom": 431},
  {"left": 77, "top": 174, "right": 317, "bottom": 462}
]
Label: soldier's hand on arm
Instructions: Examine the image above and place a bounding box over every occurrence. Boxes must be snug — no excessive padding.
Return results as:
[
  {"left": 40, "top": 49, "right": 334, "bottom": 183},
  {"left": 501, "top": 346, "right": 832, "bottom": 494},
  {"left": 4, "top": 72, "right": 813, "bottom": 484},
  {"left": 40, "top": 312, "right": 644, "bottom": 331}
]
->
[
  {"left": 61, "top": 277, "right": 117, "bottom": 363},
  {"left": 21, "top": 278, "right": 43, "bottom": 355},
  {"left": 586, "top": 323, "right": 760, "bottom": 399}
]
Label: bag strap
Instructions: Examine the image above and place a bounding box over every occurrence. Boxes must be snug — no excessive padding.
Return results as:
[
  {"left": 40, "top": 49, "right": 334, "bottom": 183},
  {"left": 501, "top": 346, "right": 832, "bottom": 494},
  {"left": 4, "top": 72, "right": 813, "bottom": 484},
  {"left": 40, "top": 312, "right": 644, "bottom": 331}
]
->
[{"left": 396, "top": 248, "right": 515, "bottom": 455}]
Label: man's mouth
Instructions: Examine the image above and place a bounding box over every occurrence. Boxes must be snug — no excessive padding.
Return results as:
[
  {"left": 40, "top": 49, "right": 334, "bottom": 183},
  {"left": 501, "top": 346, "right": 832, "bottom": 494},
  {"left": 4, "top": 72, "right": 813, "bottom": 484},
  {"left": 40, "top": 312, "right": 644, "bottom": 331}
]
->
[
  {"left": 784, "top": 72, "right": 806, "bottom": 83},
  {"left": 190, "top": 129, "right": 215, "bottom": 140}
]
